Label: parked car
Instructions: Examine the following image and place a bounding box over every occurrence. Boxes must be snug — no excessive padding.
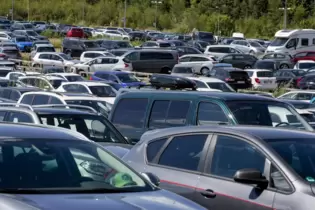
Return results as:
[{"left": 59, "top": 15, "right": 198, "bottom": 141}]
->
[
  {"left": 46, "top": 73, "right": 85, "bottom": 82},
  {"left": 66, "top": 27, "right": 84, "bottom": 38},
  {"left": 96, "top": 40, "right": 133, "bottom": 50},
  {"left": 245, "top": 69, "right": 277, "bottom": 90},
  {"left": 178, "top": 54, "right": 215, "bottom": 75},
  {"left": 121, "top": 125, "right": 315, "bottom": 210},
  {"left": 187, "top": 76, "right": 235, "bottom": 92},
  {"left": 0, "top": 86, "right": 41, "bottom": 101},
  {"left": 32, "top": 52, "right": 80, "bottom": 70},
  {"left": 297, "top": 74, "right": 315, "bottom": 89},
  {"left": 253, "top": 60, "right": 277, "bottom": 71},
  {"left": 294, "top": 60, "right": 315, "bottom": 70},
  {"left": 292, "top": 51, "right": 315, "bottom": 63},
  {"left": 277, "top": 90, "right": 315, "bottom": 102},
  {"left": 11, "top": 36, "right": 32, "bottom": 52},
  {"left": 175, "top": 46, "right": 203, "bottom": 57},
  {"left": 62, "top": 38, "right": 105, "bottom": 58},
  {"left": 219, "top": 54, "right": 258, "bottom": 69},
  {"left": 230, "top": 39, "right": 266, "bottom": 56},
  {"left": 141, "top": 41, "right": 172, "bottom": 48},
  {"left": 274, "top": 69, "right": 306, "bottom": 88},
  {"left": 29, "top": 43, "right": 55, "bottom": 59},
  {"left": 204, "top": 45, "right": 243, "bottom": 59},
  {"left": 79, "top": 51, "right": 115, "bottom": 62},
  {"left": 261, "top": 52, "right": 294, "bottom": 69},
  {"left": 187, "top": 40, "right": 209, "bottom": 52},
  {"left": 12, "top": 29, "right": 47, "bottom": 41},
  {"left": 170, "top": 64, "right": 196, "bottom": 77},
  {"left": 0, "top": 47, "right": 22, "bottom": 60}
]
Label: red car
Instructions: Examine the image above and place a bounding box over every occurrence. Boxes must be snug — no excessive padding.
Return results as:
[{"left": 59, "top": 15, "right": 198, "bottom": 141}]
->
[
  {"left": 292, "top": 51, "right": 315, "bottom": 63},
  {"left": 66, "top": 27, "right": 84, "bottom": 38}
]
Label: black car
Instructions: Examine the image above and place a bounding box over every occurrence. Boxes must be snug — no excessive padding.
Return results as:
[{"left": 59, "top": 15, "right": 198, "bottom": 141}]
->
[
  {"left": 219, "top": 54, "right": 258, "bottom": 69},
  {"left": 274, "top": 69, "right": 306, "bottom": 88},
  {"left": 128, "top": 31, "right": 145, "bottom": 41},
  {"left": 62, "top": 38, "right": 105, "bottom": 57},
  {"left": 211, "top": 67, "right": 252, "bottom": 90},
  {"left": 254, "top": 59, "right": 277, "bottom": 71},
  {"left": 96, "top": 40, "right": 133, "bottom": 50}
]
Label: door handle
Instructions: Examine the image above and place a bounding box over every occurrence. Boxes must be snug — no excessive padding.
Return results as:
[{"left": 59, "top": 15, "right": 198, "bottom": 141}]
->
[{"left": 200, "top": 189, "right": 216, "bottom": 198}]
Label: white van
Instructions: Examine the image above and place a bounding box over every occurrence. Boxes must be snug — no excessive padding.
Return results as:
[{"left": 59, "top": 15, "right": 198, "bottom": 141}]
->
[
  {"left": 232, "top": 32, "right": 244, "bottom": 39},
  {"left": 266, "top": 29, "right": 315, "bottom": 55}
]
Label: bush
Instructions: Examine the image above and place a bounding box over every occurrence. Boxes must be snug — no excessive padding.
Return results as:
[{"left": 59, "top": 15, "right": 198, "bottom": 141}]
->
[{"left": 41, "top": 30, "right": 63, "bottom": 39}]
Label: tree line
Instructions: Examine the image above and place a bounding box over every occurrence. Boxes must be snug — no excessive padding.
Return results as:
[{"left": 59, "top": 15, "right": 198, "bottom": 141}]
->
[{"left": 1, "top": 0, "right": 315, "bottom": 38}]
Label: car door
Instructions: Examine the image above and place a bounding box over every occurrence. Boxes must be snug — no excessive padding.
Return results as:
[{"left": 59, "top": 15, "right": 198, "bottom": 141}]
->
[
  {"left": 50, "top": 54, "right": 64, "bottom": 67},
  {"left": 92, "top": 58, "right": 112, "bottom": 71},
  {"left": 188, "top": 57, "right": 206, "bottom": 72},
  {"left": 146, "top": 134, "right": 212, "bottom": 202},
  {"left": 193, "top": 134, "right": 275, "bottom": 210},
  {"left": 231, "top": 55, "right": 246, "bottom": 68}
]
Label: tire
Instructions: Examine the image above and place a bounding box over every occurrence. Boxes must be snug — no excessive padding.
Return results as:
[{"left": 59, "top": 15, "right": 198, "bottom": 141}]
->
[
  {"left": 279, "top": 63, "right": 289, "bottom": 69},
  {"left": 201, "top": 67, "right": 210, "bottom": 76},
  {"left": 161, "top": 67, "right": 171, "bottom": 74},
  {"left": 244, "top": 65, "right": 251, "bottom": 69}
]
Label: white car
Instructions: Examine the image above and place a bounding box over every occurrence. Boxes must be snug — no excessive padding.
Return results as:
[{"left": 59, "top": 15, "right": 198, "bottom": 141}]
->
[
  {"left": 204, "top": 45, "right": 243, "bottom": 59},
  {"left": 17, "top": 91, "right": 113, "bottom": 112},
  {"left": 179, "top": 54, "right": 216, "bottom": 75},
  {"left": 32, "top": 52, "right": 80, "bottom": 70},
  {"left": 103, "top": 30, "right": 129, "bottom": 40},
  {"left": 0, "top": 32, "right": 12, "bottom": 42},
  {"left": 91, "top": 28, "right": 106, "bottom": 37},
  {"left": 277, "top": 90, "right": 315, "bottom": 102},
  {"left": 30, "top": 44, "right": 55, "bottom": 60},
  {"left": 45, "top": 73, "right": 86, "bottom": 82},
  {"left": 56, "top": 81, "right": 117, "bottom": 104},
  {"left": 245, "top": 69, "right": 277, "bottom": 90},
  {"left": 80, "top": 51, "right": 115, "bottom": 63},
  {"left": 71, "top": 56, "right": 132, "bottom": 74},
  {"left": 293, "top": 60, "right": 315, "bottom": 70},
  {"left": 187, "top": 76, "right": 235, "bottom": 92},
  {"left": 18, "top": 75, "right": 67, "bottom": 90}
]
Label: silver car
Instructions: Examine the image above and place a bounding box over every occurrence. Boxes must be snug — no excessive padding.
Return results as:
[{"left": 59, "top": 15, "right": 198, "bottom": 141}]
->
[
  {"left": 261, "top": 52, "right": 294, "bottom": 69},
  {"left": 230, "top": 40, "right": 266, "bottom": 56}
]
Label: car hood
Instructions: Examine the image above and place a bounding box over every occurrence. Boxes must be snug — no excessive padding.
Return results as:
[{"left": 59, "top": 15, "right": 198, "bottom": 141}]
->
[{"left": 0, "top": 190, "right": 204, "bottom": 210}]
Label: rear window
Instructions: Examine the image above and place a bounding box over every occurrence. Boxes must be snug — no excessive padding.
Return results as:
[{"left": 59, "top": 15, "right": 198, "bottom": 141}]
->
[
  {"left": 159, "top": 42, "right": 171, "bottom": 48},
  {"left": 37, "top": 47, "right": 55, "bottom": 52},
  {"left": 198, "top": 32, "right": 214, "bottom": 40},
  {"left": 229, "top": 71, "right": 249, "bottom": 78},
  {"left": 257, "top": 71, "right": 273, "bottom": 77},
  {"left": 111, "top": 98, "right": 148, "bottom": 129},
  {"left": 0, "top": 70, "right": 11, "bottom": 77}
]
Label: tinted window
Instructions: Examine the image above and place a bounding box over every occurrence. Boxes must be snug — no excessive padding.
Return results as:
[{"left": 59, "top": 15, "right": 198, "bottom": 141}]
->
[
  {"left": 257, "top": 71, "right": 273, "bottom": 77},
  {"left": 89, "top": 86, "right": 116, "bottom": 97},
  {"left": 146, "top": 138, "right": 167, "bottom": 162},
  {"left": 10, "top": 91, "right": 20, "bottom": 101},
  {"left": 149, "top": 100, "right": 190, "bottom": 129},
  {"left": 39, "top": 54, "right": 50, "bottom": 59},
  {"left": 112, "top": 99, "right": 148, "bottom": 129},
  {"left": 197, "top": 102, "right": 229, "bottom": 125},
  {"left": 210, "top": 135, "right": 265, "bottom": 178},
  {"left": 190, "top": 57, "right": 209, "bottom": 62},
  {"left": 158, "top": 135, "right": 207, "bottom": 171},
  {"left": 0, "top": 70, "right": 11, "bottom": 77},
  {"left": 0, "top": 111, "right": 6, "bottom": 121},
  {"left": 32, "top": 95, "right": 50, "bottom": 105},
  {"left": 193, "top": 80, "right": 207, "bottom": 88},
  {"left": 301, "top": 39, "right": 309, "bottom": 46},
  {"left": 50, "top": 96, "right": 63, "bottom": 104},
  {"left": 6, "top": 112, "right": 33, "bottom": 123},
  {"left": 20, "top": 95, "right": 34, "bottom": 105}
]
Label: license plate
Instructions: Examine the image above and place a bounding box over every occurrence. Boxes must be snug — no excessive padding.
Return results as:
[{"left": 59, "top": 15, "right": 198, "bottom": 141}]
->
[{"left": 237, "top": 81, "right": 245, "bottom": 84}]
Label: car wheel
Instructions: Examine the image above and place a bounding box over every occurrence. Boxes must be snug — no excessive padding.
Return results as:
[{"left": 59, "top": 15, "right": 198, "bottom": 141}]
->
[
  {"left": 279, "top": 64, "right": 289, "bottom": 69},
  {"left": 201, "top": 67, "right": 210, "bottom": 76},
  {"left": 244, "top": 65, "right": 252, "bottom": 69},
  {"left": 161, "top": 67, "right": 171, "bottom": 74}
]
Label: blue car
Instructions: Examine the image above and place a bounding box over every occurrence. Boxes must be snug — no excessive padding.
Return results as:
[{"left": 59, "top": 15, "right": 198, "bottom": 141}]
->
[
  {"left": 91, "top": 70, "right": 146, "bottom": 89},
  {"left": 0, "top": 123, "right": 205, "bottom": 210},
  {"left": 12, "top": 36, "right": 32, "bottom": 52}
]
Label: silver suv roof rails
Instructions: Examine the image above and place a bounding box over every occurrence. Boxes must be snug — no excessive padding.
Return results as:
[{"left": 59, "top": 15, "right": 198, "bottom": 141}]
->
[
  {"left": 0, "top": 103, "right": 34, "bottom": 111},
  {"left": 32, "top": 104, "right": 98, "bottom": 114}
]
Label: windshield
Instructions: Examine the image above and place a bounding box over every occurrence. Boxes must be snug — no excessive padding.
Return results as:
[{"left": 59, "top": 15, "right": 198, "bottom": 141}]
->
[
  {"left": 292, "top": 70, "right": 306, "bottom": 76},
  {"left": 83, "top": 41, "right": 99, "bottom": 48},
  {"left": 65, "top": 75, "right": 85, "bottom": 82},
  {"left": 207, "top": 82, "right": 235, "bottom": 92},
  {"left": 26, "top": 31, "right": 38, "bottom": 36},
  {"left": 49, "top": 79, "right": 66, "bottom": 89},
  {"left": 265, "top": 138, "right": 315, "bottom": 183},
  {"left": 23, "top": 24, "right": 34, "bottom": 29},
  {"left": 0, "top": 138, "right": 149, "bottom": 190},
  {"left": 270, "top": 37, "right": 289, "bottom": 47},
  {"left": 3, "top": 44, "right": 17, "bottom": 48},
  {"left": 299, "top": 63, "right": 315, "bottom": 69},
  {"left": 117, "top": 73, "right": 139, "bottom": 83},
  {"left": 249, "top": 41, "right": 262, "bottom": 48},
  {"left": 89, "top": 86, "right": 117, "bottom": 97},
  {"left": 16, "top": 37, "right": 30, "bottom": 42},
  {"left": 37, "top": 47, "right": 55, "bottom": 52},
  {"left": 59, "top": 53, "right": 72, "bottom": 61},
  {"left": 226, "top": 101, "right": 311, "bottom": 130}
]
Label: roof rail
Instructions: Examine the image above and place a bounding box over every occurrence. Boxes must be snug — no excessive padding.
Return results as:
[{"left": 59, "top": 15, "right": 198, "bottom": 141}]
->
[
  {"left": 0, "top": 103, "right": 33, "bottom": 111},
  {"left": 32, "top": 104, "right": 98, "bottom": 113}
]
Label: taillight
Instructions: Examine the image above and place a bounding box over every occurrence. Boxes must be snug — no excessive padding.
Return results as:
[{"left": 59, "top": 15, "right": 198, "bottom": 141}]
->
[
  {"left": 255, "top": 78, "right": 260, "bottom": 83},
  {"left": 0, "top": 53, "right": 5, "bottom": 57},
  {"left": 124, "top": 63, "right": 129, "bottom": 68},
  {"left": 225, "top": 78, "right": 235, "bottom": 82},
  {"left": 297, "top": 77, "right": 303, "bottom": 86}
]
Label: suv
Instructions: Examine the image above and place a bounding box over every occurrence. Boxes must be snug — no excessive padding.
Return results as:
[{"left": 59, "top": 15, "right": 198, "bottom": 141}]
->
[
  {"left": 30, "top": 44, "right": 55, "bottom": 59},
  {"left": 62, "top": 38, "right": 105, "bottom": 57},
  {"left": 204, "top": 45, "right": 243, "bottom": 59},
  {"left": 31, "top": 52, "right": 80, "bottom": 70},
  {"left": 109, "top": 79, "right": 311, "bottom": 142},
  {"left": 122, "top": 49, "right": 179, "bottom": 73}
]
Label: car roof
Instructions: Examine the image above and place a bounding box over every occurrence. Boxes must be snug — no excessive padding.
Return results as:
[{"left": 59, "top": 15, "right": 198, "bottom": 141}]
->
[
  {"left": 0, "top": 122, "right": 89, "bottom": 140},
  {"left": 33, "top": 107, "right": 98, "bottom": 115},
  {"left": 118, "top": 91, "right": 281, "bottom": 102},
  {"left": 62, "top": 81, "right": 110, "bottom": 86},
  {"left": 187, "top": 77, "right": 224, "bottom": 83}
]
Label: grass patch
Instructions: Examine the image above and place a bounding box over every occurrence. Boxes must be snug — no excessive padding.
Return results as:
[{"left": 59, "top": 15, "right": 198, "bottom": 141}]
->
[{"left": 49, "top": 38, "right": 62, "bottom": 49}]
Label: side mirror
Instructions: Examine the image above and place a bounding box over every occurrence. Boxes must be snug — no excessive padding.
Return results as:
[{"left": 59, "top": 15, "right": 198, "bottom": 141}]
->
[
  {"left": 141, "top": 172, "right": 160, "bottom": 186},
  {"left": 234, "top": 169, "right": 268, "bottom": 189}
]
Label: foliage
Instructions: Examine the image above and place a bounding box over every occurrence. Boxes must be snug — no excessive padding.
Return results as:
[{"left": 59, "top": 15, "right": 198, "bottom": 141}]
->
[{"left": 2, "top": 0, "right": 315, "bottom": 38}]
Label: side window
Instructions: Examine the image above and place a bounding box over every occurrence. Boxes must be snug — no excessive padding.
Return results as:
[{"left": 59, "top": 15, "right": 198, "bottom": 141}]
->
[
  {"left": 234, "top": 55, "right": 245, "bottom": 60},
  {"left": 294, "top": 52, "right": 307, "bottom": 58},
  {"left": 210, "top": 135, "right": 265, "bottom": 178},
  {"left": 84, "top": 53, "right": 94, "bottom": 58},
  {"left": 190, "top": 57, "right": 208, "bottom": 62},
  {"left": 109, "top": 75, "right": 118, "bottom": 82},
  {"left": 112, "top": 98, "right": 148, "bottom": 129},
  {"left": 301, "top": 38, "right": 309, "bottom": 46},
  {"left": 10, "top": 91, "right": 21, "bottom": 101},
  {"left": 158, "top": 134, "right": 208, "bottom": 171},
  {"left": 0, "top": 111, "right": 6, "bottom": 121},
  {"left": 229, "top": 48, "right": 236, "bottom": 53},
  {"left": 20, "top": 94, "right": 34, "bottom": 105},
  {"left": 32, "top": 95, "right": 50, "bottom": 105},
  {"left": 308, "top": 52, "right": 315, "bottom": 57},
  {"left": 140, "top": 52, "right": 155, "bottom": 60},
  {"left": 193, "top": 80, "right": 208, "bottom": 88},
  {"left": 197, "top": 102, "right": 229, "bottom": 125},
  {"left": 296, "top": 93, "right": 313, "bottom": 100},
  {"left": 270, "top": 164, "right": 292, "bottom": 192},
  {"left": 39, "top": 54, "right": 50, "bottom": 59},
  {"left": 125, "top": 52, "right": 138, "bottom": 61},
  {"left": 6, "top": 112, "right": 33, "bottom": 123},
  {"left": 179, "top": 57, "right": 190, "bottom": 62},
  {"left": 2, "top": 89, "right": 11, "bottom": 99},
  {"left": 149, "top": 100, "right": 190, "bottom": 129},
  {"left": 278, "top": 93, "right": 296, "bottom": 99},
  {"left": 49, "top": 96, "right": 63, "bottom": 104},
  {"left": 146, "top": 138, "right": 168, "bottom": 162},
  {"left": 63, "top": 84, "right": 79, "bottom": 92}
]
